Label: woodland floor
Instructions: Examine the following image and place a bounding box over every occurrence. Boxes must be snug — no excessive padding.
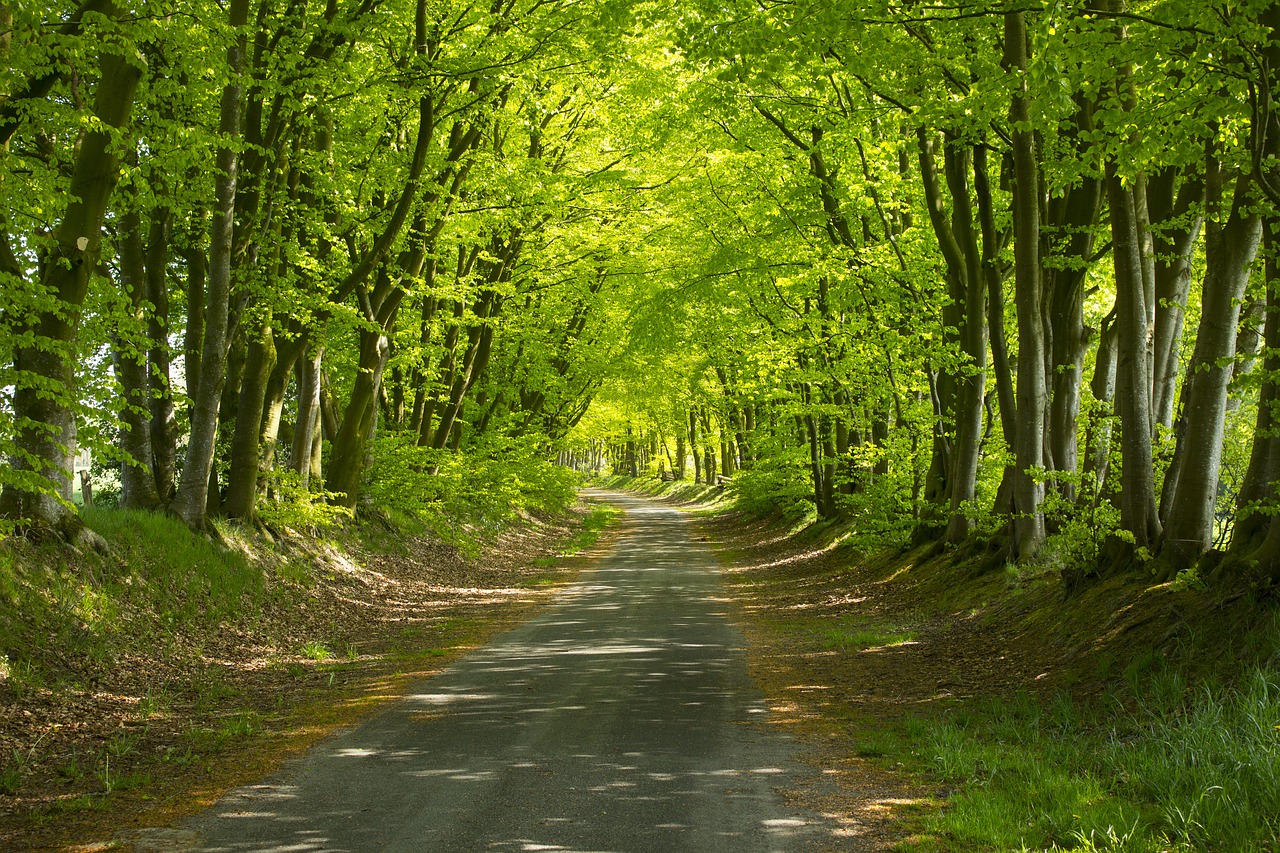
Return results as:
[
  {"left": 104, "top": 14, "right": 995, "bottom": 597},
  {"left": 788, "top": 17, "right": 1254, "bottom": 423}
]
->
[{"left": 0, "top": 505, "right": 599, "bottom": 851}]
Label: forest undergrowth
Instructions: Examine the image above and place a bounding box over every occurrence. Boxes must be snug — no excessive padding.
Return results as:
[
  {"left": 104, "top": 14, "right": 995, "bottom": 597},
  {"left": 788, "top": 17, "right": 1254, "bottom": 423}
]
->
[
  {"left": 0, "top": 497, "right": 617, "bottom": 850},
  {"left": 619, "top": 476, "right": 1280, "bottom": 853}
]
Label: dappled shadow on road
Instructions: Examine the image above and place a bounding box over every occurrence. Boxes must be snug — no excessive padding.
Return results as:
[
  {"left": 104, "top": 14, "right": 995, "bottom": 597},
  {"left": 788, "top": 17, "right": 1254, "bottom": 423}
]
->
[{"left": 183, "top": 494, "right": 826, "bottom": 853}]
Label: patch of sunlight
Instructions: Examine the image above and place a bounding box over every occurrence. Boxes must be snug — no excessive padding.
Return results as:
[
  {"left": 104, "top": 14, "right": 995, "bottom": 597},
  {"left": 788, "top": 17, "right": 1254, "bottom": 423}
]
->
[
  {"left": 881, "top": 563, "right": 916, "bottom": 583},
  {"left": 408, "top": 692, "right": 500, "bottom": 704},
  {"left": 333, "top": 747, "right": 380, "bottom": 758},
  {"left": 860, "top": 639, "right": 921, "bottom": 653}
]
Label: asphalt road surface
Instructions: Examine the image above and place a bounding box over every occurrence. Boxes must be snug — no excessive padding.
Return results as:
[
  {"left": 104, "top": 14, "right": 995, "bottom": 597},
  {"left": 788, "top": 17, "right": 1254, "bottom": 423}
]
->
[{"left": 182, "top": 491, "right": 823, "bottom": 852}]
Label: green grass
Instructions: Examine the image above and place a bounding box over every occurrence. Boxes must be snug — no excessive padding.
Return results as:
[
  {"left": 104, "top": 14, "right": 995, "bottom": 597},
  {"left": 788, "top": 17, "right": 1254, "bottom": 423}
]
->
[
  {"left": 563, "top": 504, "right": 621, "bottom": 555},
  {"left": 810, "top": 616, "right": 917, "bottom": 651},
  {"left": 81, "top": 507, "right": 269, "bottom": 621},
  {"left": 300, "top": 640, "right": 333, "bottom": 661},
  {"left": 894, "top": 667, "right": 1280, "bottom": 852},
  {"left": 0, "top": 507, "right": 310, "bottom": 697}
]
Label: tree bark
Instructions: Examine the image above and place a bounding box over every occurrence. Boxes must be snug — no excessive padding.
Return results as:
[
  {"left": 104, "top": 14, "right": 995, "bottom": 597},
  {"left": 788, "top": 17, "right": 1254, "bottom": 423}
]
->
[
  {"left": 224, "top": 324, "right": 276, "bottom": 521},
  {"left": 1158, "top": 172, "right": 1261, "bottom": 573},
  {"left": 0, "top": 17, "right": 139, "bottom": 546},
  {"left": 112, "top": 203, "right": 161, "bottom": 510},
  {"left": 146, "top": 208, "right": 179, "bottom": 502},
  {"left": 1006, "top": 9, "right": 1047, "bottom": 558},
  {"left": 293, "top": 346, "right": 325, "bottom": 489},
  {"left": 1148, "top": 165, "right": 1206, "bottom": 431},
  {"left": 1107, "top": 163, "right": 1162, "bottom": 551},
  {"left": 171, "top": 0, "right": 252, "bottom": 529}
]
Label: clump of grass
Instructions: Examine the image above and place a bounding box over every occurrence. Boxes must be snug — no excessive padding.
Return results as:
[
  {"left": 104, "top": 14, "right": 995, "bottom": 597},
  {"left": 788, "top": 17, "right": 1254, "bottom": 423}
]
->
[
  {"left": 904, "top": 668, "right": 1280, "bottom": 852},
  {"left": 0, "top": 749, "right": 26, "bottom": 795},
  {"left": 300, "top": 640, "right": 333, "bottom": 661}
]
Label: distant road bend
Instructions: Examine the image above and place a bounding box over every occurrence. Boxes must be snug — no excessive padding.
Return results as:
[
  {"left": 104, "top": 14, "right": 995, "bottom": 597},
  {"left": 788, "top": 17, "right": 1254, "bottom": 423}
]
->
[{"left": 183, "top": 491, "right": 825, "bottom": 852}]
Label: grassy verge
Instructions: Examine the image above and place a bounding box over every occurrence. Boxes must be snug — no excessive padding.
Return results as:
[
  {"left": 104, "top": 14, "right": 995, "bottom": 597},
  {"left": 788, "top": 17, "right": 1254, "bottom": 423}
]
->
[
  {"left": 899, "top": 655, "right": 1280, "bottom": 852},
  {"left": 522, "top": 503, "right": 620, "bottom": 586}
]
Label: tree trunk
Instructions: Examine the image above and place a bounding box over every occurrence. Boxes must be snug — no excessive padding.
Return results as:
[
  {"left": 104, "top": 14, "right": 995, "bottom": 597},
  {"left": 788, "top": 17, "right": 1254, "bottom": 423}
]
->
[
  {"left": 171, "top": 0, "right": 251, "bottom": 529},
  {"left": 112, "top": 203, "right": 161, "bottom": 510},
  {"left": 329, "top": 326, "right": 392, "bottom": 506},
  {"left": 1107, "top": 163, "right": 1162, "bottom": 551},
  {"left": 293, "top": 346, "right": 324, "bottom": 489},
  {"left": 224, "top": 324, "right": 276, "bottom": 521},
  {"left": 1148, "top": 166, "right": 1206, "bottom": 431},
  {"left": 974, "top": 144, "right": 1017, "bottom": 515},
  {"left": 1158, "top": 173, "right": 1260, "bottom": 573},
  {"left": 1006, "top": 9, "right": 1047, "bottom": 558},
  {"left": 0, "top": 22, "right": 139, "bottom": 546},
  {"left": 146, "top": 208, "right": 179, "bottom": 502},
  {"left": 1043, "top": 157, "right": 1103, "bottom": 498}
]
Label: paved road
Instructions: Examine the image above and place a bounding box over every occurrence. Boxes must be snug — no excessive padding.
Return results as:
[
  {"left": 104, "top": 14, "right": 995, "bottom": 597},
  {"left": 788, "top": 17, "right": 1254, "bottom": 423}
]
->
[{"left": 182, "top": 491, "right": 820, "bottom": 852}]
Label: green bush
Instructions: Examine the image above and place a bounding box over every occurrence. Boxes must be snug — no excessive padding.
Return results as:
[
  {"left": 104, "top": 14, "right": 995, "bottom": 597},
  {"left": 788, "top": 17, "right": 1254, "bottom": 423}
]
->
[
  {"left": 364, "top": 431, "right": 578, "bottom": 551},
  {"left": 731, "top": 444, "right": 813, "bottom": 520},
  {"left": 257, "top": 469, "right": 354, "bottom": 532}
]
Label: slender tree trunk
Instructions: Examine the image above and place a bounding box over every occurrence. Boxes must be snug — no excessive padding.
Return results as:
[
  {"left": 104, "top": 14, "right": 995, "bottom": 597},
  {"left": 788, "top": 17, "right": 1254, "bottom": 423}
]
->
[
  {"left": 146, "top": 209, "right": 179, "bottom": 502},
  {"left": 1148, "top": 166, "right": 1206, "bottom": 431},
  {"left": 1107, "top": 164, "right": 1162, "bottom": 551},
  {"left": 257, "top": 331, "right": 306, "bottom": 475},
  {"left": 172, "top": 0, "right": 251, "bottom": 529},
  {"left": 1084, "top": 314, "right": 1119, "bottom": 493},
  {"left": 112, "top": 202, "right": 161, "bottom": 510},
  {"left": 293, "top": 346, "right": 324, "bottom": 489},
  {"left": 975, "top": 146, "right": 1017, "bottom": 515},
  {"left": 945, "top": 143, "right": 986, "bottom": 542}
]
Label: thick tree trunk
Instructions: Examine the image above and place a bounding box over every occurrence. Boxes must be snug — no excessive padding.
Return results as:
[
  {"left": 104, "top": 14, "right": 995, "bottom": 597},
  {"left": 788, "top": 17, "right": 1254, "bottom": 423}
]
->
[
  {"left": 329, "top": 328, "right": 391, "bottom": 506},
  {"left": 1227, "top": 225, "right": 1280, "bottom": 558},
  {"left": 224, "top": 324, "right": 276, "bottom": 520},
  {"left": 0, "top": 25, "right": 138, "bottom": 546},
  {"left": 1006, "top": 10, "right": 1047, "bottom": 558},
  {"left": 1158, "top": 174, "right": 1260, "bottom": 573}
]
